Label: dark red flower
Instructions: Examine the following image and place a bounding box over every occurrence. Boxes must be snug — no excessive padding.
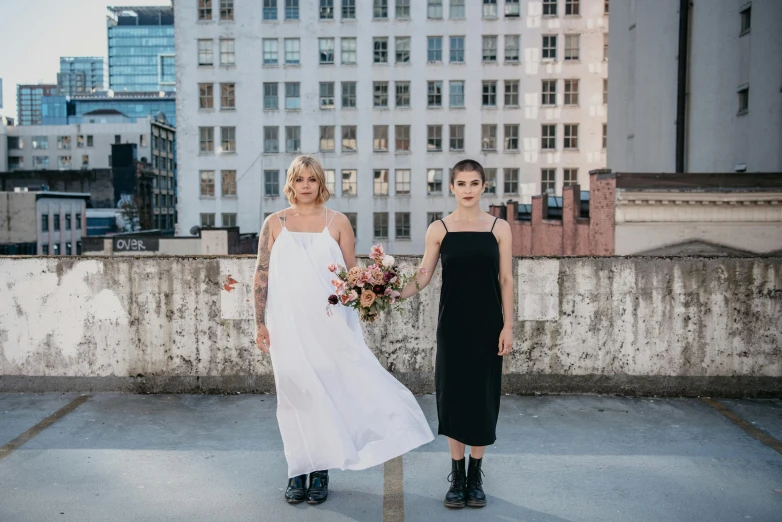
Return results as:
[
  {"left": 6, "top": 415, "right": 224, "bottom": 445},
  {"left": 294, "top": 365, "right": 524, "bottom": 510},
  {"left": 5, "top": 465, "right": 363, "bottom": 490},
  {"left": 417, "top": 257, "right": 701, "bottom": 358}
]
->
[
  {"left": 327, "top": 294, "right": 339, "bottom": 305},
  {"left": 373, "top": 285, "right": 385, "bottom": 295},
  {"left": 383, "top": 271, "right": 395, "bottom": 283}
]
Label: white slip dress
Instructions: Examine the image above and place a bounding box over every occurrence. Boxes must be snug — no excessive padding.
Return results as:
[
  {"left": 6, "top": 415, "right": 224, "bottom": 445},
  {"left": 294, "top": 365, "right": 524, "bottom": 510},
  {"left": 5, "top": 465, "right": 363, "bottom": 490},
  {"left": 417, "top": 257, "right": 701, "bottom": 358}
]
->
[{"left": 266, "top": 209, "right": 434, "bottom": 478}]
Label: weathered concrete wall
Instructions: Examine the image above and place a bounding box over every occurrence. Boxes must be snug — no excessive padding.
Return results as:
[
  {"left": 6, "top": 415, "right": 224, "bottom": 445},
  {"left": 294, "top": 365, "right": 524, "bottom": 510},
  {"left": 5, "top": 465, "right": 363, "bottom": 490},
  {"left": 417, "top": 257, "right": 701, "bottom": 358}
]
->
[{"left": 1, "top": 256, "right": 780, "bottom": 397}]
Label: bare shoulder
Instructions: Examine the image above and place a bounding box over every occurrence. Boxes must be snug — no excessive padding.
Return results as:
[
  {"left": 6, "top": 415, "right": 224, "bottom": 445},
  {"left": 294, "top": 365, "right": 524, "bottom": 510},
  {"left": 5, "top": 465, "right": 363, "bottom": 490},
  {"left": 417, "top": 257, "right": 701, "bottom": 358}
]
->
[
  {"left": 492, "top": 217, "right": 512, "bottom": 241},
  {"left": 261, "top": 211, "right": 283, "bottom": 237},
  {"left": 425, "top": 219, "right": 448, "bottom": 242}
]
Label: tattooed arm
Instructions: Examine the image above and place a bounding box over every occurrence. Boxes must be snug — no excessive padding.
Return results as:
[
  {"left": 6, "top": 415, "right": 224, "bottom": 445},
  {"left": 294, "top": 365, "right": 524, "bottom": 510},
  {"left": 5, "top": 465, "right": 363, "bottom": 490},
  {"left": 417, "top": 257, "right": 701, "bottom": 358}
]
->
[{"left": 253, "top": 215, "right": 276, "bottom": 353}]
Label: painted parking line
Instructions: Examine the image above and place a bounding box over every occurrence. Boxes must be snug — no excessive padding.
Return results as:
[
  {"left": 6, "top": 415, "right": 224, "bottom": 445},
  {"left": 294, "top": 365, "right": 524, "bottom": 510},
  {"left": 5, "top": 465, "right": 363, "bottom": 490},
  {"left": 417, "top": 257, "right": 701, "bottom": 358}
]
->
[
  {"left": 0, "top": 395, "right": 91, "bottom": 462},
  {"left": 383, "top": 456, "right": 405, "bottom": 522},
  {"left": 700, "top": 397, "right": 782, "bottom": 455}
]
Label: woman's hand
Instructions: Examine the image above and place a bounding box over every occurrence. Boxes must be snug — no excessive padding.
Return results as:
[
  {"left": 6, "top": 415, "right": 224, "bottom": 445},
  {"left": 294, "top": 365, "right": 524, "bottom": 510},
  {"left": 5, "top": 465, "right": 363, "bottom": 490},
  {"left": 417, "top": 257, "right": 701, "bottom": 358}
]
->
[
  {"left": 256, "top": 324, "right": 270, "bottom": 353},
  {"left": 498, "top": 327, "right": 513, "bottom": 356}
]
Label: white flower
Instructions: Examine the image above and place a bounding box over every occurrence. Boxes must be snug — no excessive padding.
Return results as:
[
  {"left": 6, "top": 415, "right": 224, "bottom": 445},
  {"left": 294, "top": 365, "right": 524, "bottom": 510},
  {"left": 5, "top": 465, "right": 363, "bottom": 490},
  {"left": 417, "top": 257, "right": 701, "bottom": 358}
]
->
[{"left": 382, "top": 255, "right": 395, "bottom": 268}]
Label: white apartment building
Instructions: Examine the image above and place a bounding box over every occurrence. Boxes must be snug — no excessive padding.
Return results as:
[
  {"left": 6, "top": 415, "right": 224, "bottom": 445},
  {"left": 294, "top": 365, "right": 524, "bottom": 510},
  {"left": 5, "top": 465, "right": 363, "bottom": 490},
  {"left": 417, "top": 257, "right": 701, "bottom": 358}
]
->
[
  {"left": 608, "top": 0, "right": 782, "bottom": 173},
  {"left": 176, "top": 0, "right": 609, "bottom": 253}
]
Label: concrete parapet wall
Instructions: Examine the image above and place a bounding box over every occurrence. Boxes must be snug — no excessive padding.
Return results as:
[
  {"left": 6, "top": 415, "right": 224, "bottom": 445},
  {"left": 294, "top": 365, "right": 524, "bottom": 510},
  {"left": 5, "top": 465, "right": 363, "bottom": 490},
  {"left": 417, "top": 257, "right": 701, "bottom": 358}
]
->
[{"left": 1, "top": 256, "right": 780, "bottom": 397}]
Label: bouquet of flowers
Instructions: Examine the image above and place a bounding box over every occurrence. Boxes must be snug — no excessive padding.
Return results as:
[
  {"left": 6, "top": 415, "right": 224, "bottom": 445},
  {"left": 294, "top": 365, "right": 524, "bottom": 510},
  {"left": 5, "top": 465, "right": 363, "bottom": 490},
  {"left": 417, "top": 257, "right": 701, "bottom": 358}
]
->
[{"left": 327, "top": 244, "right": 423, "bottom": 323}]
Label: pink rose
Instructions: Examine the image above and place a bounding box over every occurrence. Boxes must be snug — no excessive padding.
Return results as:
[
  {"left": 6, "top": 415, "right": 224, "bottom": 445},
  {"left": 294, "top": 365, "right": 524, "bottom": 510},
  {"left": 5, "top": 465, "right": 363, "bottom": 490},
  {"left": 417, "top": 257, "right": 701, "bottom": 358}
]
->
[
  {"left": 360, "top": 289, "right": 377, "bottom": 308},
  {"left": 358, "top": 271, "right": 372, "bottom": 285},
  {"left": 370, "top": 244, "right": 385, "bottom": 265},
  {"left": 347, "top": 290, "right": 358, "bottom": 302},
  {"left": 331, "top": 279, "right": 347, "bottom": 296},
  {"left": 328, "top": 263, "right": 337, "bottom": 272},
  {"left": 384, "top": 287, "right": 401, "bottom": 304}
]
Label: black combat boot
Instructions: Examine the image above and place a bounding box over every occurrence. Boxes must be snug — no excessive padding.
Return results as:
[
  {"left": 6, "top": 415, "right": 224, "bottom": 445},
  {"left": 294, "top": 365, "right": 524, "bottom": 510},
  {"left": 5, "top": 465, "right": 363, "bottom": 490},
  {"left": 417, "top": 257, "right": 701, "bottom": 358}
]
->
[
  {"left": 284, "top": 474, "right": 307, "bottom": 504},
  {"left": 466, "top": 456, "right": 486, "bottom": 507},
  {"left": 306, "top": 470, "right": 329, "bottom": 505},
  {"left": 443, "top": 458, "right": 467, "bottom": 508}
]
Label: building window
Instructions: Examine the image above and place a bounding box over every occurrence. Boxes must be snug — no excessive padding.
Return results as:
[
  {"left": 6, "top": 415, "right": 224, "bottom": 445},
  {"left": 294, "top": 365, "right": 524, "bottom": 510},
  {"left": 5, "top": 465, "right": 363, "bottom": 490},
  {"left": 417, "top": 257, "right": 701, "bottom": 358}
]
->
[
  {"left": 565, "top": 0, "right": 579, "bottom": 15},
  {"left": 320, "top": 82, "right": 335, "bottom": 108},
  {"left": 604, "top": 0, "right": 609, "bottom": 14},
  {"left": 342, "top": 82, "right": 357, "bottom": 108},
  {"left": 263, "top": 39, "right": 278, "bottom": 65},
  {"left": 397, "top": 0, "right": 411, "bottom": 18},
  {"left": 320, "top": 126, "right": 336, "bottom": 152},
  {"left": 374, "top": 126, "right": 389, "bottom": 151},
  {"left": 482, "top": 36, "right": 498, "bottom": 62},
  {"left": 58, "top": 136, "right": 71, "bottom": 150},
  {"left": 114, "top": 135, "right": 121, "bottom": 145},
  {"left": 504, "top": 80, "right": 520, "bottom": 106},
  {"left": 199, "top": 0, "right": 212, "bottom": 20},
  {"left": 374, "top": 82, "right": 389, "bottom": 108},
  {"left": 52, "top": 243, "right": 60, "bottom": 255},
  {"left": 34, "top": 156, "right": 49, "bottom": 169},
  {"left": 603, "top": 33, "right": 609, "bottom": 61},
  {"left": 481, "top": 124, "right": 497, "bottom": 151},
  {"left": 374, "top": 0, "right": 388, "bottom": 19},
  {"left": 33, "top": 136, "right": 48, "bottom": 149},
  {"left": 395, "top": 125, "right": 410, "bottom": 151},
  {"left": 344, "top": 212, "right": 357, "bottom": 236},
  {"left": 222, "top": 213, "right": 237, "bottom": 227},
  {"left": 319, "top": 38, "right": 335, "bottom": 64},
  {"left": 449, "top": 36, "right": 465, "bottom": 63},
  {"left": 564, "top": 79, "right": 579, "bottom": 105},
  {"left": 65, "top": 242, "right": 72, "bottom": 256},
  {"left": 505, "top": 35, "right": 520, "bottom": 62},
  {"left": 342, "top": 126, "right": 357, "bottom": 152},
  {"left": 342, "top": 170, "right": 357, "bottom": 196},
  {"left": 427, "top": 0, "right": 443, "bottom": 18},
  {"left": 483, "top": 0, "right": 497, "bottom": 18},
  {"left": 505, "top": 0, "right": 520, "bottom": 17},
  {"left": 198, "top": 40, "right": 214, "bottom": 65},
  {"left": 265, "top": 170, "right": 280, "bottom": 196},
  {"left": 374, "top": 38, "right": 388, "bottom": 63},
  {"left": 543, "top": 35, "right": 557, "bottom": 60},
  {"left": 82, "top": 154, "right": 89, "bottom": 167},
  {"left": 395, "top": 213, "right": 411, "bottom": 239},
  {"left": 602, "top": 123, "right": 607, "bottom": 149},
  {"left": 565, "top": 35, "right": 580, "bottom": 61},
  {"left": 374, "top": 170, "right": 389, "bottom": 196},
  {"left": 264, "top": 83, "right": 279, "bottom": 109},
  {"left": 221, "top": 127, "right": 236, "bottom": 152},
  {"left": 504, "top": 168, "right": 519, "bottom": 194},
  {"left": 222, "top": 170, "right": 237, "bottom": 196},
  {"left": 450, "top": 81, "right": 465, "bottom": 107},
  {"left": 285, "top": 38, "right": 300, "bottom": 64},
  {"left": 738, "top": 86, "right": 749, "bottom": 114},
  {"left": 264, "top": 127, "right": 279, "bottom": 152},
  {"left": 77, "top": 135, "right": 86, "bottom": 148},
  {"left": 450, "top": 124, "right": 464, "bottom": 151},
  {"left": 220, "top": 0, "right": 234, "bottom": 19},
  {"left": 65, "top": 214, "right": 72, "bottom": 230},
  {"left": 396, "top": 37, "right": 411, "bottom": 63},
  {"left": 342, "top": 38, "right": 357, "bottom": 64},
  {"left": 325, "top": 169, "right": 336, "bottom": 194},
  {"left": 9, "top": 157, "right": 23, "bottom": 169},
  {"left": 427, "top": 125, "right": 442, "bottom": 151},
  {"left": 428, "top": 81, "right": 443, "bottom": 107},
  {"left": 543, "top": 0, "right": 557, "bottom": 16},
  {"left": 563, "top": 168, "right": 578, "bottom": 187},
  {"left": 374, "top": 213, "right": 389, "bottom": 238},
  {"left": 320, "top": 0, "right": 334, "bottom": 19},
  {"left": 199, "top": 127, "right": 214, "bottom": 152},
  {"left": 58, "top": 156, "right": 72, "bottom": 169},
  {"left": 76, "top": 213, "right": 81, "bottom": 229},
  {"left": 264, "top": 0, "right": 277, "bottom": 19},
  {"left": 200, "top": 171, "right": 216, "bottom": 196},
  {"left": 396, "top": 82, "right": 410, "bottom": 107},
  {"left": 201, "top": 213, "right": 216, "bottom": 227},
  {"left": 53, "top": 215, "right": 60, "bottom": 232},
  {"left": 427, "top": 169, "right": 443, "bottom": 194},
  {"left": 485, "top": 168, "right": 497, "bottom": 194},
  {"left": 740, "top": 5, "right": 751, "bottom": 35},
  {"left": 564, "top": 124, "right": 578, "bottom": 149},
  {"left": 199, "top": 83, "right": 214, "bottom": 109},
  {"left": 341, "top": 0, "right": 356, "bottom": 18},
  {"left": 428, "top": 36, "right": 443, "bottom": 62},
  {"left": 482, "top": 81, "right": 497, "bottom": 107},
  {"left": 285, "top": 0, "right": 299, "bottom": 19},
  {"left": 505, "top": 124, "right": 519, "bottom": 151},
  {"left": 220, "top": 39, "right": 236, "bottom": 65},
  {"left": 221, "top": 83, "right": 235, "bottom": 109},
  {"left": 428, "top": 212, "right": 443, "bottom": 224},
  {"left": 42, "top": 245, "right": 49, "bottom": 255},
  {"left": 396, "top": 169, "right": 411, "bottom": 194},
  {"left": 542, "top": 124, "right": 556, "bottom": 150},
  {"left": 541, "top": 169, "right": 556, "bottom": 194},
  {"left": 285, "top": 82, "right": 300, "bottom": 110},
  {"left": 286, "top": 126, "right": 301, "bottom": 152},
  {"left": 543, "top": 79, "right": 557, "bottom": 106},
  {"left": 603, "top": 78, "right": 608, "bottom": 105}
]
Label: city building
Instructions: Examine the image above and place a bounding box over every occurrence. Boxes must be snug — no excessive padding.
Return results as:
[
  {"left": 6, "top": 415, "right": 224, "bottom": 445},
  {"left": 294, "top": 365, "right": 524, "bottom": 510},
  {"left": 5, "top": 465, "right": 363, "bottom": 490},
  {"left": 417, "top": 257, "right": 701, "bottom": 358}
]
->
[
  {"left": 57, "top": 57, "right": 107, "bottom": 96},
  {"left": 608, "top": 0, "right": 782, "bottom": 173},
  {"left": 175, "top": 0, "right": 609, "bottom": 253},
  {"left": 108, "top": 6, "right": 175, "bottom": 93},
  {"left": 17, "top": 84, "right": 58, "bottom": 126},
  {"left": 41, "top": 91, "right": 176, "bottom": 126},
  {"left": 82, "top": 227, "right": 258, "bottom": 255},
  {"left": 0, "top": 189, "right": 89, "bottom": 255}
]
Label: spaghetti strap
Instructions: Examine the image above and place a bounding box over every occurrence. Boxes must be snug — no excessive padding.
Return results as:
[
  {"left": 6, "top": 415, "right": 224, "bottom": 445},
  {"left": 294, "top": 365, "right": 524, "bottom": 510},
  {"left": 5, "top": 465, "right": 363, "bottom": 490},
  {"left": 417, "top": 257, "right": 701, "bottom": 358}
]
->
[
  {"left": 277, "top": 208, "right": 286, "bottom": 229},
  {"left": 327, "top": 208, "right": 338, "bottom": 229},
  {"left": 490, "top": 217, "right": 498, "bottom": 232},
  {"left": 440, "top": 219, "right": 448, "bottom": 232}
]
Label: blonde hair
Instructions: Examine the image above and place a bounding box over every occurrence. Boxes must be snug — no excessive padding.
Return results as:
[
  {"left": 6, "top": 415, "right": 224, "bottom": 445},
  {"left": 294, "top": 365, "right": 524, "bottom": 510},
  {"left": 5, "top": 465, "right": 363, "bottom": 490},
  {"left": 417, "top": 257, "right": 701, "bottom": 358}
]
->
[{"left": 283, "top": 155, "right": 331, "bottom": 205}]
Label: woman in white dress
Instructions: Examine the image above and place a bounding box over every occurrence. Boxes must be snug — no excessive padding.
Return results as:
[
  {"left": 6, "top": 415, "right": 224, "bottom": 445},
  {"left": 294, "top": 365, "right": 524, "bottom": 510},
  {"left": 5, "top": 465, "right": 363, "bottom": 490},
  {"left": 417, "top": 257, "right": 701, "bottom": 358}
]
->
[{"left": 253, "top": 155, "right": 434, "bottom": 505}]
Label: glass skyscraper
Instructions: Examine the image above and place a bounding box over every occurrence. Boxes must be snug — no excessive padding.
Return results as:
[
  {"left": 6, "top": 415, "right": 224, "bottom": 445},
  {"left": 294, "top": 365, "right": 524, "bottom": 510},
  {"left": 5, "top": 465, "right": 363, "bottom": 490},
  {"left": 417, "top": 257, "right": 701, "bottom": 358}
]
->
[
  {"left": 58, "top": 57, "right": 106, "bottom": 96},
  {"left": 17, "top": 84, "right": 58, "bottom": 125},
  {"left": 107, "top": 6, "right": 175, "bottom": 93}
]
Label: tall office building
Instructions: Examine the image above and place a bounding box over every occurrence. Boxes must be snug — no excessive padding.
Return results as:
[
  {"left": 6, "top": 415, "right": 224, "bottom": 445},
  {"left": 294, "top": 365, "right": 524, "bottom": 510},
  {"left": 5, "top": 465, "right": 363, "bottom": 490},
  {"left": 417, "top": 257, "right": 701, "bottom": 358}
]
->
[
  {"left": 175, "top": 0, "right": 609, "bottom": 252},
  {"left": 17, "top": 84, "right": 58, "bottom": 126},
  {"left": 108, "top": 6, "right": 175, "bottom": 93},
  {"left": 57, "top": 57, "right": 107, "bottom": 96},
  {"left": 608, "top": 0, "right": 782, "bottom": 173}
]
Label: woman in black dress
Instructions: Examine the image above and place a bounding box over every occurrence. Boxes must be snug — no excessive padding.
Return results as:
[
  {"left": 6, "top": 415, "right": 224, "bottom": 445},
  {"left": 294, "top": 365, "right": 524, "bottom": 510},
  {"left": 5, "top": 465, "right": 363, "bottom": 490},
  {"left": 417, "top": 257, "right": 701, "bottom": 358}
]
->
[{"left": 401, "top": 159, "right": 514, "bottom": 509}]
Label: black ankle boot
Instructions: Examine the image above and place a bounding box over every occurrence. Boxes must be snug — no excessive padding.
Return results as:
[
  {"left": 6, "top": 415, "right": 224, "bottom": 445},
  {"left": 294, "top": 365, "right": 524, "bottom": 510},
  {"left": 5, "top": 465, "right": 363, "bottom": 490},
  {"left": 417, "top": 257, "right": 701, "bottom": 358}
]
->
[
  {"left": 466, "top": 456, "right": 486, "bottom": 507},
  {"left": 444, "top": 458, "right": 467, "bottom": 508},
  {"left": 306, "top": 470, "right": 329, "bottom": 505},
  {"left": 284, "top": 474, "right": 307, "bottom": 504}
]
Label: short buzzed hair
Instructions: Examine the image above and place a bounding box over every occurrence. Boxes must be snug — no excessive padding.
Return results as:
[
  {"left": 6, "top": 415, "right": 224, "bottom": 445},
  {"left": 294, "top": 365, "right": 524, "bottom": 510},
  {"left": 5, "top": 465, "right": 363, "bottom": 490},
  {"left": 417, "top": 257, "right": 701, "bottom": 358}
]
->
[{"left": 450, "top": 159, "right": 485, "bottom": 185}]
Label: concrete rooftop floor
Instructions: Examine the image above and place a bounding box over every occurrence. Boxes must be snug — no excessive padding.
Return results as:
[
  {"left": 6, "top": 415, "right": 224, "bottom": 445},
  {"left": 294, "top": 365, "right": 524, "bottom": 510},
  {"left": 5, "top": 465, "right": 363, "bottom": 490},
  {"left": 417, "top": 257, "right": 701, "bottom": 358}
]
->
[{"left": 1, "top": 393, "right": 781, "bottom": 522}]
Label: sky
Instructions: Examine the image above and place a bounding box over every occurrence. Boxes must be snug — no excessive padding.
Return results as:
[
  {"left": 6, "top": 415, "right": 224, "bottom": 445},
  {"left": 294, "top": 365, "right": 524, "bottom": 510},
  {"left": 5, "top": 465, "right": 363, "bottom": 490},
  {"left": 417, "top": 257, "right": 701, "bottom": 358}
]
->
[{"left": 0, "top": 0, "right": 171, "bottom": 120}]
